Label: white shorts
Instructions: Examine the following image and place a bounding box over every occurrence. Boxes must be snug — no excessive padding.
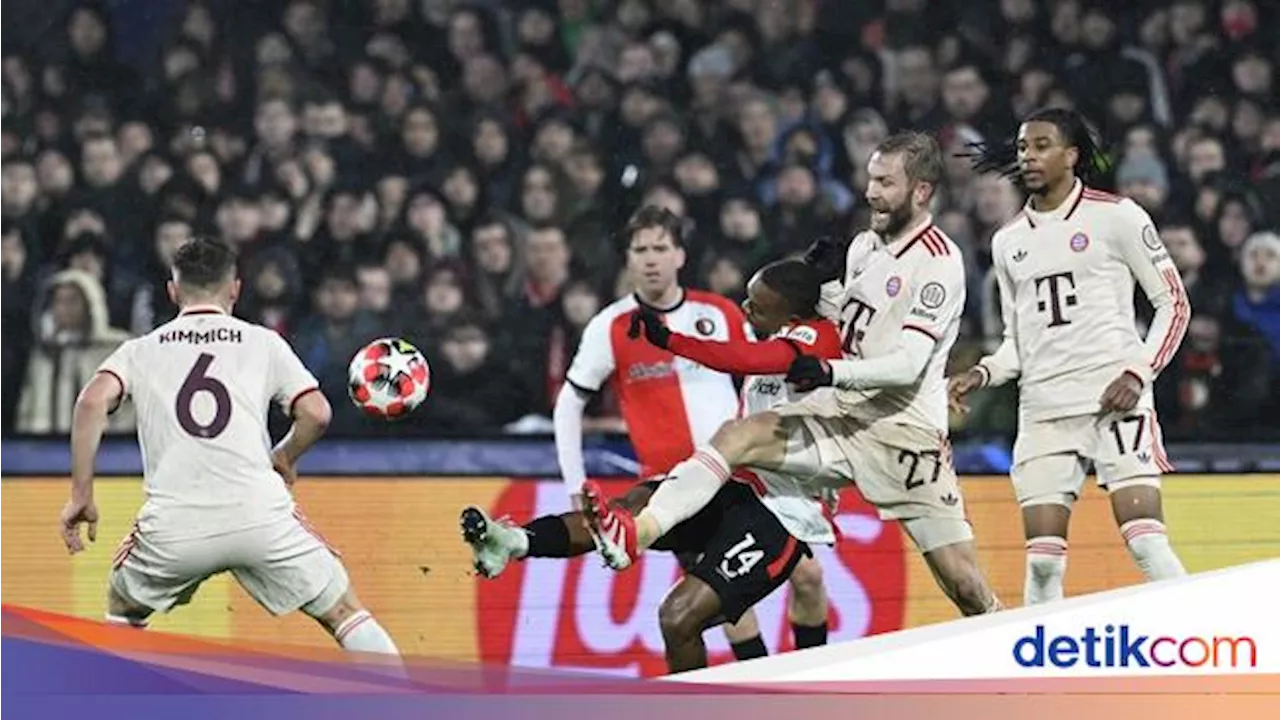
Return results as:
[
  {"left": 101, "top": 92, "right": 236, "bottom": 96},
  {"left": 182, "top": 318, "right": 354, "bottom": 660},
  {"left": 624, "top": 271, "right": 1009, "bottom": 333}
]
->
[
  {"left": 110, "top": 510, "right": 349, "bottom": 617},
  {"left": 770, "top": 390, "right": 969, "bottom": 527},
  {"left": 738, "top": 469, "right": 837, "bottom": 545},
  {"left": 1011, "top": 408, "right": 1173, "bottom": 506}
]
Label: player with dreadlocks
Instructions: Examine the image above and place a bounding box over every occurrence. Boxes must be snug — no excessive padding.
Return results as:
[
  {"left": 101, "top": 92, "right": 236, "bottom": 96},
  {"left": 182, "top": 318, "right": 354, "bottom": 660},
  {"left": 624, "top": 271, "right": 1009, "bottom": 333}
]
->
[{"left": 950, "top": 108, "right": 1191, "bottom": 606}]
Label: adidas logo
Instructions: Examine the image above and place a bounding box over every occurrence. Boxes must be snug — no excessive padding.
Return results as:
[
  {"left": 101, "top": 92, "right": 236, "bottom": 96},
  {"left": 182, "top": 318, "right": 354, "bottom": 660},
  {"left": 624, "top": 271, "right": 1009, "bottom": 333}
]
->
[
  {"left": 1013, "top": 249, "right": 1028, "bottom": 262},
  {"left": 940, "top": 493, "right": 959, "bottom": 506},
  {"left": 1136, "top": 451, "right": 1152, "bottom": 464}
]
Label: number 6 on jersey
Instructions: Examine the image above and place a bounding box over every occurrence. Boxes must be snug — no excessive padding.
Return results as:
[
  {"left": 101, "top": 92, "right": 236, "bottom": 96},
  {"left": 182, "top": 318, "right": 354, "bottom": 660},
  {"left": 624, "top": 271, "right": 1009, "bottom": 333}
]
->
[{"left": 176, "top": 353, "right": 231, "bottom": 439}]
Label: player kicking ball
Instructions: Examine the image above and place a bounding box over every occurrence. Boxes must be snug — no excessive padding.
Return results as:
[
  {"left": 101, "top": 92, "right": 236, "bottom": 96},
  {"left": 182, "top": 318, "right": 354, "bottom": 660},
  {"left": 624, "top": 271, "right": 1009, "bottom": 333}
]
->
[
  {"left": 59, "top": 237, "right": 400, "bottom": 660},
  {"left": 619, "top": 258, "right": 850, "bottom": 671},
  {"left": 583, "top": 132, "right": 1004, "bottom": 623},
  {"left": 949, "top": 108, "right": 1189, "bottom": 605},
  {"left": 460, "top": 254, "right": 839, "bottom": 668}
]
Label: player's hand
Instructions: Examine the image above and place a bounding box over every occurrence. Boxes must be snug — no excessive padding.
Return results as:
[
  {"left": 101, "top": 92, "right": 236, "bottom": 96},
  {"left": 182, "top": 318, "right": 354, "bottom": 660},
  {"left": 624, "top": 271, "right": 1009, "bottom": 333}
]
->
[
  {"left": 59, "top": 497, "right": 99, "bottom": 554},
  {"left": 801, "top": 235, "right": 848, "bottom": 283},
  {"left": 1099, "top": 372, "right": 1143, "bottom": 414},
  {"left": 786, "top": 355, "right": 833, "bottom": 392},
  {"left": 819, "top": 488, "right": 841, "bottom": 516},
  {"left": 947, "top": 368, "right": 985, "bottom": 415},
  {"left": 627, "top": 307, "right": 670, "bottom": 349},
  {"left": 271, "top": 448, "right": 299, "bottom": 488}
]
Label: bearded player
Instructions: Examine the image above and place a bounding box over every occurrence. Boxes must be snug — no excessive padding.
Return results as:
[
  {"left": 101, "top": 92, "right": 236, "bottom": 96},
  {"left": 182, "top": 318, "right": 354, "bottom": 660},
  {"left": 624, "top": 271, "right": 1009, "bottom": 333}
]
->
[
  {"left": 460, "top": 206, "right": 834, "bottom": 661},
  {"left": 949, "top": 108, "right": 1189, "bottom": 605},
  {"left": 59, "top": 237, "right": 400, "bottom": 658},
  {"left": 584, "top": 133, "right": 1004, "bottom": 618}
]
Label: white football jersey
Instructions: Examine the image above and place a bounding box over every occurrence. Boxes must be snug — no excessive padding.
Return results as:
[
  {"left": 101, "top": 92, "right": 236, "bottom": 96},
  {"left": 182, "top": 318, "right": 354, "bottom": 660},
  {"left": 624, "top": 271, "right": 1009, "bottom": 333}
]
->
[
  {"left": 737, "top": 319, "right": 844, "bottom": 545},
  {"left": 819, "top": 217, "right": 967, "bottom": 432},
  {"left": 98, "top": 306, "right": 319, "bottom": 541},
  {"left": 978, "top": 181, "right": 1190, "bottom": 421}
]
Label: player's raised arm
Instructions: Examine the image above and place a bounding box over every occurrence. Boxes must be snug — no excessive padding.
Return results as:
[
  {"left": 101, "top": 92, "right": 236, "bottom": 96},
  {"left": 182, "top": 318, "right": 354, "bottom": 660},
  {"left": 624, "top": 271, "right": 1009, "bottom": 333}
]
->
[
  {"left": 670, "top": 331, "right": 800, "bottom": 375},
  {"left": 64, "top": 361, "right": 128, "bottom": 554},
  {"left": 1114, "top": 201, "right": 1191, "bottom": 384},
  {"left": 801, "top": 235, "right": 851, "bottom": 324},
  {"left": 629, "top": 301, "right": 800, "bottom": 375},
  {"left": 556, "top": 310, "right": 615, "bottom": 503}
]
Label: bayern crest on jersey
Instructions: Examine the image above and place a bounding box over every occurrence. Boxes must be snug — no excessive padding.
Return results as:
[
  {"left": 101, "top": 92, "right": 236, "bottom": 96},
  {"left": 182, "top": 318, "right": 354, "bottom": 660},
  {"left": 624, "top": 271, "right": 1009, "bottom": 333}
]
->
[
  {"left": 885, "top": 275, "right": 903, "bottom": 297},
  {"left": 1070, "top": 232, "right": 1090, "bottom": 252}
]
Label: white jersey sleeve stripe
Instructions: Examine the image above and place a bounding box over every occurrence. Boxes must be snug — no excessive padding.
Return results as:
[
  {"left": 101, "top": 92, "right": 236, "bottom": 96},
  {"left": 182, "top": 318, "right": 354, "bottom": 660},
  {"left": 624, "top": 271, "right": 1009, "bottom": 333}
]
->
[{"left": 1151, "top": 267, "right": 1190, "bottom": 374}]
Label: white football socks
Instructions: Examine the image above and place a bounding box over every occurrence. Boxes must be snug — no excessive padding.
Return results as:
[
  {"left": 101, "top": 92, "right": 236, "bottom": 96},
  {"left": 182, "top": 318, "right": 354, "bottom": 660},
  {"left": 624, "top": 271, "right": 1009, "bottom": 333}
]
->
[
  {"left": 1024, "top": 536, "right": 1068, "bottom": 605},
  {"left": 1120, "top": 518, "right": 1186, "bottom": 581},
  {"left": 642, "top": 446, "right": 731, "bottom": 536},
  {"left": 334, "top": 610, "right": 401, "bottom": 655}
]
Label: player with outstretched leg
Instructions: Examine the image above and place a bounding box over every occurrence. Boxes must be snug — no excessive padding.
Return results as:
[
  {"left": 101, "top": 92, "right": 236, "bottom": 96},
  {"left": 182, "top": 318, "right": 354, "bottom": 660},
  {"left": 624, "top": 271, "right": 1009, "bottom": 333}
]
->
[
  {"left": 583, "top": 133, "right": 1005, "bottom": 624},
  {"left": 60, "top": 237, "right": 401, "bottom": 663},
  {"left": 462, "top": 207, "right": 832, "bottom": 660}
]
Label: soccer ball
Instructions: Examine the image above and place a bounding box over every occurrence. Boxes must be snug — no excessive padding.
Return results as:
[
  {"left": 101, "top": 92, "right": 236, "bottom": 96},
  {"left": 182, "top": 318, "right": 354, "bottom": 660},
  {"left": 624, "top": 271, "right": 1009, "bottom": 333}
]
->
[{"left": 348, "top": 338, "right": 431, "bottom": 420}]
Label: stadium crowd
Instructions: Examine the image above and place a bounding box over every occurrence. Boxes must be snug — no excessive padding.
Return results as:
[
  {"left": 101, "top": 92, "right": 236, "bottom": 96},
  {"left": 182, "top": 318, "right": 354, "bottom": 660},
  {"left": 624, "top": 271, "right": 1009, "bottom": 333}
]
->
[{"left": 2, "top": 0, "right": 1278, "bottom": 439}]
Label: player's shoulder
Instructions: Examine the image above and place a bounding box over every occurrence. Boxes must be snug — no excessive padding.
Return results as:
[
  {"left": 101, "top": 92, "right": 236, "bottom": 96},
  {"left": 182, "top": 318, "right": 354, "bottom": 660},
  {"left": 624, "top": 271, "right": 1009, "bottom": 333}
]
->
[
  {"left": 596, "top": 295, "right": 639, "bottom": 321},
  {"left": 584, "top": 294, "right": 638, "bottom": 337},
  {"left": 990, "top": 211, "right": 1032, "bottom": 250},
  {"left": 1078, "top": 188, "right": 1151, "bottom": 234},
  {"left": 900, "top": 226, "right": 965, "bottom": 284},
  {"left": 896, "top": 224, "right": 959, "bottom": 260},
  {"left": 846, "top": 230, "right": 878, "bottom": 260},
  {"left": 1078, "top": 186, "right": 1142, "bottom": 217},
  {"left": 1079, "top": 186, "right": 1125, "bottom": 205},
  {"left": 849, "top": 230, "right": 878, "bottom": 249}
]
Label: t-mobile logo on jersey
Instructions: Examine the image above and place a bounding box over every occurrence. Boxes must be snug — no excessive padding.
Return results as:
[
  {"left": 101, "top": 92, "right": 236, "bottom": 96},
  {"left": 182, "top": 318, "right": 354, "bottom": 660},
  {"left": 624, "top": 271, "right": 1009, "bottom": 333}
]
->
[
  {"left": 841, "top": 298, "right": 877, "bottom": 357},
  {"left": 1033, "top": 272, "right": 1078, "bottom": 327}
]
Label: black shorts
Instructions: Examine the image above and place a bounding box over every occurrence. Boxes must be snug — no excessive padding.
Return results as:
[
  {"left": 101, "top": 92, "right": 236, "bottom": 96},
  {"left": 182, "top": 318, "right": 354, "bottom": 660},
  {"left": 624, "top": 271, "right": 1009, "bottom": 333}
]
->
[{"left": 643, "top": 480, "right": 810, "bottom": 624}]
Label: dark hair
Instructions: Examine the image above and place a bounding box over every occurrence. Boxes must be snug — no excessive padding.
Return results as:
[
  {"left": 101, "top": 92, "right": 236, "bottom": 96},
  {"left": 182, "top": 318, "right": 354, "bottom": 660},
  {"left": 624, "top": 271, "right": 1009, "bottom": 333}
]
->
[
  {"left": 171, "top": 235, "right": 237, "bottom": 289},
  {"left": 318, "top": 267, "right": 359, "bottom": 288},
  {"left": 445, "top": 310, "right": 489, "bottom": 337},
  {"left": 623, "top": 204, "right": 684, "bottom": 248},
  {"left": 962, "top": 107, "right": 1112, "bottom": 187},
  {"left": 758, "top": 258, "right": 821, "bottom": 318},
  {"left": 875, "top": 131, "right": 943, "bottom": 187}
]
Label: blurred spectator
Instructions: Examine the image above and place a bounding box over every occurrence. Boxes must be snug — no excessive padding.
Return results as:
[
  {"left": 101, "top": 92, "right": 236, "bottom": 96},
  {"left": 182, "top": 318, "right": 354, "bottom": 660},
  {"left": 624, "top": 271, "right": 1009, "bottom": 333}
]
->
[
  {"left": 293, "top": 269, "right": 380, "bottom": 434},
  {"left": 16, "top": 269, "right": 133, "bottom": 433},
  {"left": 1, "top": 0, "right": 1276, "bottom": 440},
  {"left": 412, "top": 314, "right": 536, "bottom": 435},
  {"left": 1233, "top": 231, "right": 1280, "bottom": 368}
]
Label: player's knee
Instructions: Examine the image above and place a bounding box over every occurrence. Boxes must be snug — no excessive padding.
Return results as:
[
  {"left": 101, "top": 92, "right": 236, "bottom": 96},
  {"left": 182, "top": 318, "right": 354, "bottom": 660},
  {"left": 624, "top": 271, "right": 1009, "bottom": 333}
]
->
[
  {"left": 711, "top": 413, "right": 779, "bottom": 465},
  {"left": 658, "top": 590, "right": 706, "bottom": 643},
  {"left": 927, "top": 543, "right": 987, "bottom": 611},
  {"left": 303, "top": 568, "right": 359, "bottom": 632},
  {"left": 106, "top": 584, "right": 153, "bottom": 626},
  {"left": 787, "top": 555, "right": 825, "bottom": 605}
]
